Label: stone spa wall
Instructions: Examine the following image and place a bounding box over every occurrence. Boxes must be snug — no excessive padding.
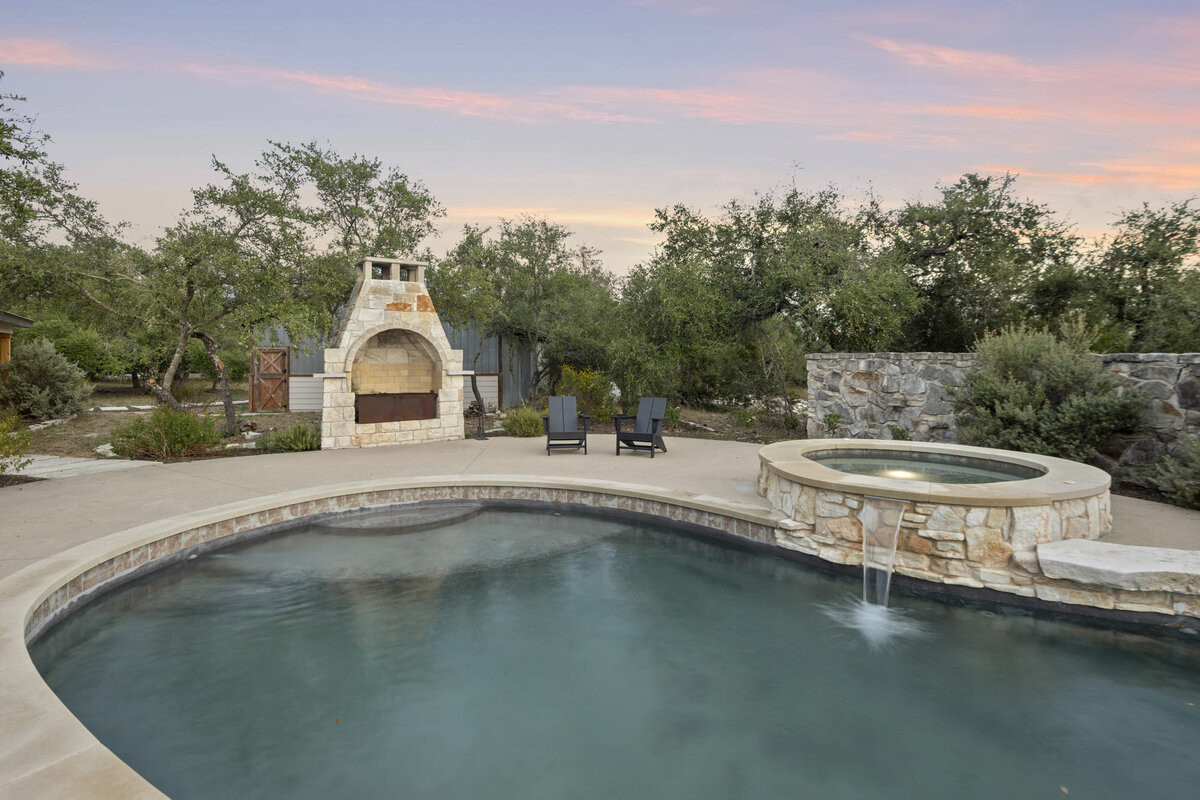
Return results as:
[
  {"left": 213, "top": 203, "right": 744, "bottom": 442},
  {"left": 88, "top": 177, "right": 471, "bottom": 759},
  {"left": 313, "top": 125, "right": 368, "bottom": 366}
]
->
[
  {"left": 759, "top": 473, "right": 1123, "bottom": 604},
  {"left": 756, "top": 441, "right": 1200, "bottom": 620},
  {"left": 806, "top": 351, "right": 1200, "bottom": 481}
]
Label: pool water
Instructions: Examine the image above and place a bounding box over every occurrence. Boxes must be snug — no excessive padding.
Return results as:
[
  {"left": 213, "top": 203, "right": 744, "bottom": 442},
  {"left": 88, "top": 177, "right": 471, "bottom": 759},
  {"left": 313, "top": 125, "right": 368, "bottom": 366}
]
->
[
  {"left": 808, "top": 448, "right": 1045, "bottom": 484},
  {"left": 31, "top": 507, "right": 1200, "bottom": 799}
]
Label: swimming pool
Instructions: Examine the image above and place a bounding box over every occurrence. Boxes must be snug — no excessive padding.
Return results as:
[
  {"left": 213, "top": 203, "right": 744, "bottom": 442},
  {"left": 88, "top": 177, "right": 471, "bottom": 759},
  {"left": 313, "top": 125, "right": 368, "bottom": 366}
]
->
[{"left": 31, "top": 506, "right": 1200, "bottom": 799}]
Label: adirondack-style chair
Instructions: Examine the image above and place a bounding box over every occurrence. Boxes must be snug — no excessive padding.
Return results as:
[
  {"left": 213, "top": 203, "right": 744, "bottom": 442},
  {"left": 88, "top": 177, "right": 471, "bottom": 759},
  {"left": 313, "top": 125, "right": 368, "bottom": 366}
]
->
[
  {"left": 614, "top": 397, "right": 668, "bottom": 457},
  {"left": 542, "top": 396, "right": 590, "bottom": 455}
]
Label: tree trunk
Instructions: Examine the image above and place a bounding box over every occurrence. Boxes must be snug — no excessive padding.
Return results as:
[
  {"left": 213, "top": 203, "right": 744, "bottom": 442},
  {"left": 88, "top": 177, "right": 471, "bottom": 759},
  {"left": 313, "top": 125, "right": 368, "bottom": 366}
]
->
[
  {"left": 162, "top": 326, "right": 191, "bottom": 394},
  {"left": 140, "top": 376, "right": 183, "bottom": 410},
  {"left": 195, "top": 332, "right": 238, "bottom": 436},
  {"left": 526, "top": 340, "right": 542, "bottom": 404},
  {"left": 470, "top": 351, "right": 486, "bottom": 439},
  {"left": 130, "top": 371, "right": 140, "bottom": 390}
]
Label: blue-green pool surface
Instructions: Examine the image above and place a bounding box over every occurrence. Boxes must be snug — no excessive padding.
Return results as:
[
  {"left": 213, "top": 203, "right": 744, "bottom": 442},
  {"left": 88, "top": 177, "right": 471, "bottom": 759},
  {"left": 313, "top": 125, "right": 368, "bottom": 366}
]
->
[{"left": 31, "top": 507, "right": 1200, "bottom": 799}]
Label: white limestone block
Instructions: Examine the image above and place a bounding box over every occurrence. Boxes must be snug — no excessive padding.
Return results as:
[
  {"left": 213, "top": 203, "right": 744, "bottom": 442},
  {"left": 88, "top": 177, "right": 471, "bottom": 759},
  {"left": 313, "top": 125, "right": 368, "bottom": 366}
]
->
[{"left": 1038, "top": 539, "right": 1200, "bottom": 594}]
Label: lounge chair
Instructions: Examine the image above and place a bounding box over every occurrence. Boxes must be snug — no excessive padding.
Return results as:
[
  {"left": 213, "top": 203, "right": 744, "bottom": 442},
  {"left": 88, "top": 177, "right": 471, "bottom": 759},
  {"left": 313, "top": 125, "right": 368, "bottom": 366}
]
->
[
  {"left": 542, "top": 396, "right": 590, "bottom": 455},
  {"left": 614, "top": 397, "right": 668, "bottom": 457}
]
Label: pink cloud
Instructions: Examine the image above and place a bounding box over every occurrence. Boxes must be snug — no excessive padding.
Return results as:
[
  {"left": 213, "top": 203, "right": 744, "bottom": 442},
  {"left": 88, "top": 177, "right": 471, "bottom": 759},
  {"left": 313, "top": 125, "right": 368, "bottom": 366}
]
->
[
  {"left": 0, "top": 38, "right": 115, "bottom": 69},
  {"left": 866, "top": 37, "right": 1052, "bottom": 82},
  {"left": 187, "top": 63, "right": 825, "bottom": 126},
  {"left": 817, "top": 130, "right": 892, "bottom": 142},
  {"left": 183, "top": 64, "right": 641, "bottom": 123},
  {"left": 921, "top": 104, "right": 1057, "bottom": 122},
  {"left": 982, "top": 161, "right": 1200, "bottom": 190}
]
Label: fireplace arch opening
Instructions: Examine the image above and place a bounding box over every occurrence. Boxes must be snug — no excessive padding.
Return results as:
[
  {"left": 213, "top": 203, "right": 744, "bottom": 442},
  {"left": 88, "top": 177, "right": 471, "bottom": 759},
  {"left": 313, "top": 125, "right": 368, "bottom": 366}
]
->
[{"left": 350, "top": 328, "right": 442, "bottom": 423}]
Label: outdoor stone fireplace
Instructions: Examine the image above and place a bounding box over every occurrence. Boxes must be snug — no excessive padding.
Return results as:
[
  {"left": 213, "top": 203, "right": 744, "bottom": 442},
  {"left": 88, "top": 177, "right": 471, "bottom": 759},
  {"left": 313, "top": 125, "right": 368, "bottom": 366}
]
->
[{"left": 320, "top": 258, "right": 467, "bottom": 449}]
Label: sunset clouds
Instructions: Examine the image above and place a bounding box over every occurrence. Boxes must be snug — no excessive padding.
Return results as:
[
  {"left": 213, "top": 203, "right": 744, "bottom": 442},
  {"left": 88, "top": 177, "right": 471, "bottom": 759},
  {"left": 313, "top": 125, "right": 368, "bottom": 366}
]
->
[
  {"left": 0, "top": 38, "right": 115, "bottom": 69},
  {"left": 2, "top": 0, "right": 1197, "bottom": 273}
]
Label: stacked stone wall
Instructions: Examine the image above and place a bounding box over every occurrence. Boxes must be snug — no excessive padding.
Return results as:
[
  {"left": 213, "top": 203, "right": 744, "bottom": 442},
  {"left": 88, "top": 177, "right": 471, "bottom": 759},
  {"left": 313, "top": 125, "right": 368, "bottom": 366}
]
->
[
  {"left": 1099, "top": 353, "right": 1200, "bottom": 475},
  {"left": 806, "top": 352, "right": 1200, "bottom": 476},
  {"left": 805, "top": 352, "right": 977, "bottom": 441}
]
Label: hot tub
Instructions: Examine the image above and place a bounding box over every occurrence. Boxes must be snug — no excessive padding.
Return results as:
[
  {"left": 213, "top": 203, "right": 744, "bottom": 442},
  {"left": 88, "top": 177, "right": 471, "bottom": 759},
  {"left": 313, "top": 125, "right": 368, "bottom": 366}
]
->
[{"left": 757, "top": 439, "right": 1111, "bottom": 582}]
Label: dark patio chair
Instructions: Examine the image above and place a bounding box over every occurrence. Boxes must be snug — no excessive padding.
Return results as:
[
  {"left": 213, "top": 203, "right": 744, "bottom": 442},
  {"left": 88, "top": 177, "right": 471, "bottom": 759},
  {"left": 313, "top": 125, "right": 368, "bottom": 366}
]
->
[
  {"left": 614, "top": 397, "right": 668, "bottom": 457},
  {"left": 542, "top": 396, "right": 590, "bottom": 455}
]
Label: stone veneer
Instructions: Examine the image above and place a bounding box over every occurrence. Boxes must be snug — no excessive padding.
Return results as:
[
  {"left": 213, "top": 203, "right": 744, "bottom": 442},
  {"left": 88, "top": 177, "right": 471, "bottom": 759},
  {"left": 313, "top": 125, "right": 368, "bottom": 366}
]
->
[
  {"left": 320, "top": 258, "right": 466, "bottom": 449},
  {"left": 806, "top": 351, "right": 1200, "bottom": 480}
]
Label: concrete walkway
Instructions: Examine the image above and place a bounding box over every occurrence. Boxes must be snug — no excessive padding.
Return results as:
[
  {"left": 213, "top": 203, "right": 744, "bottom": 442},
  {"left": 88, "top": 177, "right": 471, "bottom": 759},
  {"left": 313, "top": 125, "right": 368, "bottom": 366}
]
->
[
  {"left": 13, "top": 455, "right": 155, "bottom": 480},
  {"left": 3, "top": 437, "right": 1197, "bottom": 583},
  {"left": 1101, "top": 494, "right": 1200, "bottom": 551},
  {"left": 85, "top": 400, "right": 248, "bottom": 412}
]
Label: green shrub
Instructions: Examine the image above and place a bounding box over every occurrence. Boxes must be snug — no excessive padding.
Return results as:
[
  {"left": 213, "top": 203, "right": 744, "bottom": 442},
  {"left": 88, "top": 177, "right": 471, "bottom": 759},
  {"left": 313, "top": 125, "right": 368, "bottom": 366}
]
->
[
  {"left": 735, "top": 408, "right": 757, "bottom": 428},
  {"left": 953, "top": 323, "right": 1149, "bottom": 463},
  {"left": 111, "top": 406, "right": 220, "bottom": 460},
  {"left": 502, "top": 405, "right": 545, "bottom": 437},
  {"left": 889, "top": 426, "right": 911, "bottom": 441},
  {"left": 0, "top": 410, "right": 32, "bottom": 476},
  {"left": 26, "top": 319, "right": 125, "bottom": 379},
  {"left": 0, "top": 338, "right": 92, "bottom": 419},
  {"left": 822, "top": 413, "right": 843, "bottom": 437},
  {"left": 557, "top": 365, "right": 616, "bottom": 422},
  {"left": 1155, "top": 436, "right": 1200, "bottom": 510},
  {"left": 261, "top": 423, "right": 322, "bottom": 452}
]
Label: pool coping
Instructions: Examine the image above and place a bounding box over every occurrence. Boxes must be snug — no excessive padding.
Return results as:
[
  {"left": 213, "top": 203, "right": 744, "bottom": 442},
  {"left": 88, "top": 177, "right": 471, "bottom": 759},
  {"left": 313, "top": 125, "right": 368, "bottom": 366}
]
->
[
  {"left": 758, "top": 439, "right": 1111, "bottom": 506},
  {"left": 2, "top": 470, "right": 1198, "bottom": 799}
]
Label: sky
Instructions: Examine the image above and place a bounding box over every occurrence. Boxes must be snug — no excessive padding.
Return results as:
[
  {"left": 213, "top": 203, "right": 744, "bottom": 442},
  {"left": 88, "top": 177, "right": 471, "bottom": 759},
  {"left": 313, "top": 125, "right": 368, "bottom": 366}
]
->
[{"left": 2, "top": 0, "right": 1199, "bottom": 274}]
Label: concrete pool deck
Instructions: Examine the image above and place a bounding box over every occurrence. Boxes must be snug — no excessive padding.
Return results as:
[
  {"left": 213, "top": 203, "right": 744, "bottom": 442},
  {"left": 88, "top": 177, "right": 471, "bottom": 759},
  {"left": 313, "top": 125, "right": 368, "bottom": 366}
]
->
[
  {"left": 2, "top": 435, "right": 1199, "bottom": 798},
  {"left": 3, "top": 436, "right": 1197, "bottom": 583}
]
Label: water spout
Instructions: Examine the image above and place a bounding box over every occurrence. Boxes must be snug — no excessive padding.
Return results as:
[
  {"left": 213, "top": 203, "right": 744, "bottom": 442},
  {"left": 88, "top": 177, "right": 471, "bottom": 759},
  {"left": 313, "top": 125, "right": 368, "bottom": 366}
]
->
[{"left": 858, "top": 496, "right": 907, "bottom": 607}]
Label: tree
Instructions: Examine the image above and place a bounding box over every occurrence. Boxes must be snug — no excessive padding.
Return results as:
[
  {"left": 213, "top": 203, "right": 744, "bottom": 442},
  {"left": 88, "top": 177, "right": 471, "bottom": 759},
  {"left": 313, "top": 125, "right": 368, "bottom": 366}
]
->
[
  {"left": 616, "top": 188, "right": 920, "bottom": 411},
  {"left": 54, "top": 141, "right": 443, "bottom": 433},
  {"left": 890, "top": 173, "right": 1079, "bottom": 351},
  {"left": 611, "top": 253, "right": 732, "bottom": 404},
  {"left": 1079, "top": 200, "right": 1200, "bottom": 352},
  {"left": 429, "top": 217, "right": 617, "bottom": 401},
  {"left": 1, "top": 72, "right": 122, "bottom": 310}
]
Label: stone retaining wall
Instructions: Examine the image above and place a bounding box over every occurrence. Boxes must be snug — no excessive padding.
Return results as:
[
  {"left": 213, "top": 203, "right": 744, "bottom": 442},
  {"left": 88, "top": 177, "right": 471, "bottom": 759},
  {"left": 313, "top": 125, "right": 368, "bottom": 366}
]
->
[
  {"left": 806, "top": 352, "right": 975, "bottom": 441},
  {"left": 806, "top": 351, "right": 1200, "bottom": 477}
]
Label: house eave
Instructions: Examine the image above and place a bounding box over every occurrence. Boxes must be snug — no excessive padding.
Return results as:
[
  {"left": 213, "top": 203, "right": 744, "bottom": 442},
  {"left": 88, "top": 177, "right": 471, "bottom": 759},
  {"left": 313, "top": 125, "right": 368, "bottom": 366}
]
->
[{"left": 0, "top": 311, "right": 33, "bottom": 329}]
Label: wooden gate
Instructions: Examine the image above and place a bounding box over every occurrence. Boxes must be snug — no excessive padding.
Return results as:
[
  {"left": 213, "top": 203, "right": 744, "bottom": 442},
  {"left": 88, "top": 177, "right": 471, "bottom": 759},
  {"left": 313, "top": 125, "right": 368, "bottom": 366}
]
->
[{"left": 251, "top": 348, "right": 289, "bottom": 411}]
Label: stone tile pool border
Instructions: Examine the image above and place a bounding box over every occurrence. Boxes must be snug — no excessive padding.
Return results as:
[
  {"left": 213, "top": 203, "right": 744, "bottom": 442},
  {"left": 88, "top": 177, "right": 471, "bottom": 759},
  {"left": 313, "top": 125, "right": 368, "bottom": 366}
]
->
[{"left": 3, "top": 475, "right": 1199, "bottom": 799}]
